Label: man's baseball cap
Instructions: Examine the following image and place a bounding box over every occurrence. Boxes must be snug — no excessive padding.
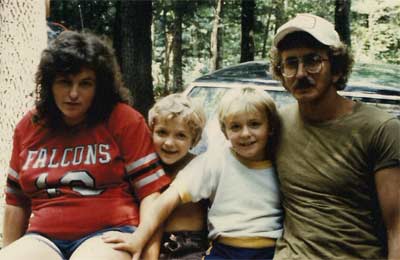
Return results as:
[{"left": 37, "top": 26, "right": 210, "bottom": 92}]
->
[{"left": 273, "top": 13, "right": 341, "bottom": 48}]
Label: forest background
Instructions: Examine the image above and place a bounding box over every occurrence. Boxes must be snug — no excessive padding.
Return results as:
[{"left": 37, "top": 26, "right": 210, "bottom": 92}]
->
[{"left": 48, "top": 0, "right": 400, "bottom": 117}]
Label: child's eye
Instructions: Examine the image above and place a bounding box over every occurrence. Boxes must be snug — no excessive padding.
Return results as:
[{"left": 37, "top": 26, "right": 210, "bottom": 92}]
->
[
  {"left": 155, "top": 129, "right": 167, "bottom": 137},
  {"left": 249, "top": 121, "right": 262, "bottom": 128},
  {"left": 176, "top": 132, "right": 188, "bottom": 140},
  {"left": 229, "top": 124, "right": 241, "bottom": 132}
]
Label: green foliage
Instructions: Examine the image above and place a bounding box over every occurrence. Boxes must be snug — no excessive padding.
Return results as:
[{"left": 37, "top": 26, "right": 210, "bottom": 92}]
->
[
  {"left": 49, "top": 0, "right": 400, "bottom": 90},
  {"left": 49, "top": 0, "right": 116, "bottom": 36},
  {"left": 352, "top": 0, "right": 400, "bottom": 64}
]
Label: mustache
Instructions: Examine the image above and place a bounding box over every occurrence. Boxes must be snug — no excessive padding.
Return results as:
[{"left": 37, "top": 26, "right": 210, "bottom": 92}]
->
[{"left": 293, "top": 77, "right": 316, "bottom": 89}]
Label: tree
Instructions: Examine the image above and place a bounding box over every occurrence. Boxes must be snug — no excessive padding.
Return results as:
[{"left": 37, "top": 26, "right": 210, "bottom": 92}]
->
[
  {"left": 335, "top": 0, "right": 351, "bottom": 46},
  {"left": 172, "top": 1, "right": 185, "bottom": 92},
  {"left": 117, "top": 0, "right": 154, "bottom": 117},
  {"left": 210, "top": 0, "right": 224, "bottom": 72},
  {"left": 240, "top": 0, "right": 255, "bottom": 62},
  {"left": 113, "top": 0, "right": 122, "bottom": 64},
  {"left": 352, "top": 0, "right": 400, "bottom": 64},
  {"left": 273, "top": 0, "right": 285, "bottom": 33},
  {"left": 0, "top": 0, "right": 47, "bottom": 228},
  {"left": 49, "top": 0, "right": 116, "bottom": 36},
  {"left": 156, "top": 1, "right": 173, "bottom": 95}
]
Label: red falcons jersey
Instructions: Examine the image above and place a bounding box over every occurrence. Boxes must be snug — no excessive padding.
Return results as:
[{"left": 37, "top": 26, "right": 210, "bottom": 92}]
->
[{"left": 5, "top": 103, "right": 170, "bottom": 240}]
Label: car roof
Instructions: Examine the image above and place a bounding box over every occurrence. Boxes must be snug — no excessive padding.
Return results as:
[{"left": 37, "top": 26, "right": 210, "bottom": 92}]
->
[{"left": 195, "top": 61, "right": 272, "bottom": 81}]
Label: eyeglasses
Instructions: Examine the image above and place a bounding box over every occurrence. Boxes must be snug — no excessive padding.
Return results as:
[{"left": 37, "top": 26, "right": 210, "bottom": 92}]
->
[{"left": 280, "top": 53, "right": 328, "bottom": 78}]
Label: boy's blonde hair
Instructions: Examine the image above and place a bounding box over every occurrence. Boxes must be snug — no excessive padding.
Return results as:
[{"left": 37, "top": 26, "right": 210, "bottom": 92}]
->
[
  {"left": 148, "top": 93, "right": 206, "bottom": 147},
  {"left": 218, "top": 87, "right": 281, "bottom": 160}
]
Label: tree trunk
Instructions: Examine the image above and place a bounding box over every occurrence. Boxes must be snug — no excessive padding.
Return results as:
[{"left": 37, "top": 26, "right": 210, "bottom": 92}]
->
[
  {"left": 172, "top": 1, "right": 184, "bottom": 93},
  {"left": 335, "top": 0, "right": 351, "bottom": 46},
  {"left": 118, "top": 0, "right": 154, "bottom": 118},
  {"left": 240, "top": 0, "right": 255, "bottom": 62},
  {"left": 273, "top": 0, "right": 285, "bottom": 33},
  {"left": 210, "top": 0, "right": 224, "bottom": 72},
  {"left": 161, "top": 6, "right": 171, "bottom": 95},
  {"left": 261, "top": 11, "right": 272, "bottom": 59},
  {"left": 113, "top": 0, "right": 122, "bottom": 65},
  {"left": 0, "top": 0, "right": 47, "bottom": 235}
]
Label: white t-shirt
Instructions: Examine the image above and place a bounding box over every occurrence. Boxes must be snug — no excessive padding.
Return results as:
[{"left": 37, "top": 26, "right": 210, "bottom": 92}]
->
[{"left": 171, "top": 144, "right": 283, "bottom": 240}]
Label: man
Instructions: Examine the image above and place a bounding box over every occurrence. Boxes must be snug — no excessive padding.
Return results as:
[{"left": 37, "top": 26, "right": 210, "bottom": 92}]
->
[{"left": 270, "top": 13, "right": 399, "bottom": 259}]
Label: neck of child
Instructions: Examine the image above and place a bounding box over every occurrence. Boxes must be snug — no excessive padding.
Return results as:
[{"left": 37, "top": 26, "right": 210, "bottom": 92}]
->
[{"left": 163, "top": 153, "right": 195, "bottom": 177}]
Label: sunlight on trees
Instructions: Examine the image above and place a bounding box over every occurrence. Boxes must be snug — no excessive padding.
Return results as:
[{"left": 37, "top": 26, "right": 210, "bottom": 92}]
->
[{"left": 352, "top": 0, "right": 400, "bottom": 63}]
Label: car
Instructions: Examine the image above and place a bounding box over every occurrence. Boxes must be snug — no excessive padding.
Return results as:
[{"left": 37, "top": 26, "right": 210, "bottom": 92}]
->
[
  {"left": 183, "top": 61, "right": 400, "bottom": 154},
  {"left": 47, "top": 21, "right": 68, "bottom": 41}
]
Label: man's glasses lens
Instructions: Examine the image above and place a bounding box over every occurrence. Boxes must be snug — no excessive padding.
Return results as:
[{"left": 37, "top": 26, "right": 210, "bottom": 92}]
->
[{"left": 281, "top": 54, "right": 324, "bottom": 78}]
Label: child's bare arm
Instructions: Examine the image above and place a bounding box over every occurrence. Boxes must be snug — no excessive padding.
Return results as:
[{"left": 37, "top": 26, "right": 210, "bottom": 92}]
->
[
  {"left": 102, "top": 187, "right": 181, "bottom": 259},
  {"left": 141, "top": 227, "right": 163, "bottom": 259},
  {"left": 140, "top": 192, "right": 162, "bottom": 260}
]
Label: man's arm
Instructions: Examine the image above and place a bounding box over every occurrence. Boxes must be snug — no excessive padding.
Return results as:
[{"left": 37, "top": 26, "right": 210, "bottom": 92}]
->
[
  {"left": 375, "top": 167, "right": 400, "bottom": 259},
  {"left": 2, "top": 204, "right": 30, "bottom": 247}
]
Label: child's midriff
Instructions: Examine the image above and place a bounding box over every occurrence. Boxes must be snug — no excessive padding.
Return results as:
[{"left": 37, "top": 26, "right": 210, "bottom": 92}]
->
[{"left": 164, "top": 201, "right": 207, "bottom": 232}]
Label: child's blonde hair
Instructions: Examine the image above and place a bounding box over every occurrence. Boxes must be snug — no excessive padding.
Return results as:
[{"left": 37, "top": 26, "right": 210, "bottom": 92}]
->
[
  {"left": 148, "top": 93, "right": 206, "bottom": 147},
  {"left": 217, "top": 87, "right": 281, "bottom": 160}
]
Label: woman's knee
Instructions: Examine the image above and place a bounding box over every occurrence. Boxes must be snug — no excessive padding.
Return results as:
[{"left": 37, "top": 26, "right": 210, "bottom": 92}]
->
[
  {"left": 70, "top": 235, "right": 131, "bottom": 260},
  {"left": 0, "top": 236, "right": 62, "bottom": 260}
]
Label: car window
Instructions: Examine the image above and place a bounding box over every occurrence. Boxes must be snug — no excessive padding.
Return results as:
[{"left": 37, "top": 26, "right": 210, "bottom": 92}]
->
[
  {"left": 266, "top": 90, "right": 295, "bottom": 107},
  {"left": 188, "top": 87, "right": 228, "bottom": 119},
  {"left": 187, "top": 86, "right": 295, "bottom": 118}
]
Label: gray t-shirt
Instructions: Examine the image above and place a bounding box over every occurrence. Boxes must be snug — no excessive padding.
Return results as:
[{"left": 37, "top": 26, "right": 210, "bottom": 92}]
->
[{"left": 171, "top": 144, "right": 283, "bottom": 240}]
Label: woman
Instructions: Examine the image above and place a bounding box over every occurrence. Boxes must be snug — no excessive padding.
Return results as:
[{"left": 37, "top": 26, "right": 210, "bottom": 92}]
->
[{"left": 0, "top": 31, "right": 170, "bottom": 260}]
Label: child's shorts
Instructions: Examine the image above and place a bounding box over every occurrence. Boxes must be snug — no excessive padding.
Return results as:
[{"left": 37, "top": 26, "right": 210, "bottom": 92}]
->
[
  {"left": 25, "top": 225, "right": 136, "bottom": 260},
  {"left": 160, "top": 230, "right": 208, "bottom": 259},
  {"left": 205, "top": 240, "right": 275, "bottom": 259}
]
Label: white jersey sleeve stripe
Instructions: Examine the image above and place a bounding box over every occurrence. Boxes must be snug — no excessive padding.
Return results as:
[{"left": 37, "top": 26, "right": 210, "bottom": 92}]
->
[
  {"left": 8, "top": 167, "right": 19, "bottom": 179},
  {"left": 133, "top": 169, "right": 165, "bottom": 189},
  {"left": 125, "top": 153, "right": 158, "bottom": 173}
]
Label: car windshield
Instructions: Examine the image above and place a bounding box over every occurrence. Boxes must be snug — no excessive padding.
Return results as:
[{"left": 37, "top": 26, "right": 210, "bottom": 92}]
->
[
  {"left": 188, "top": 87, "right": 227, "bottom": 119},
  {"left": 186, "top": 61, "right": 400, "bottom": 154},
  {"left": 187, "top": 86, "right": 295, "bottom": 119}
]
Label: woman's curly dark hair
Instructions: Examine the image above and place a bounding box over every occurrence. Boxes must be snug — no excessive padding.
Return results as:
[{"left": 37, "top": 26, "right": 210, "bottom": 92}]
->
[
  {"left": 33, "top": 31, "right": 132, "bottom": 129},
  {"left": 269, "top": 31, "right": 354, "bottom": 91}
]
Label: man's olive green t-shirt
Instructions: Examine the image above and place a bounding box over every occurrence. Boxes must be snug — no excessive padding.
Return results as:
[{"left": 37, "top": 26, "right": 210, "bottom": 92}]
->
[{"left": 275, "top": 102, "right": 399, "bottom": 260}]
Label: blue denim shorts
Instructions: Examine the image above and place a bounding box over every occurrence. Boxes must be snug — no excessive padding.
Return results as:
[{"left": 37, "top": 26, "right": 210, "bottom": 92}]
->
[
  {"left": 205, "top": 240, "right": 275, "bottom": 260},
  {"left": 26, "top": 225, "right": 136, "bottom": 260}
]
